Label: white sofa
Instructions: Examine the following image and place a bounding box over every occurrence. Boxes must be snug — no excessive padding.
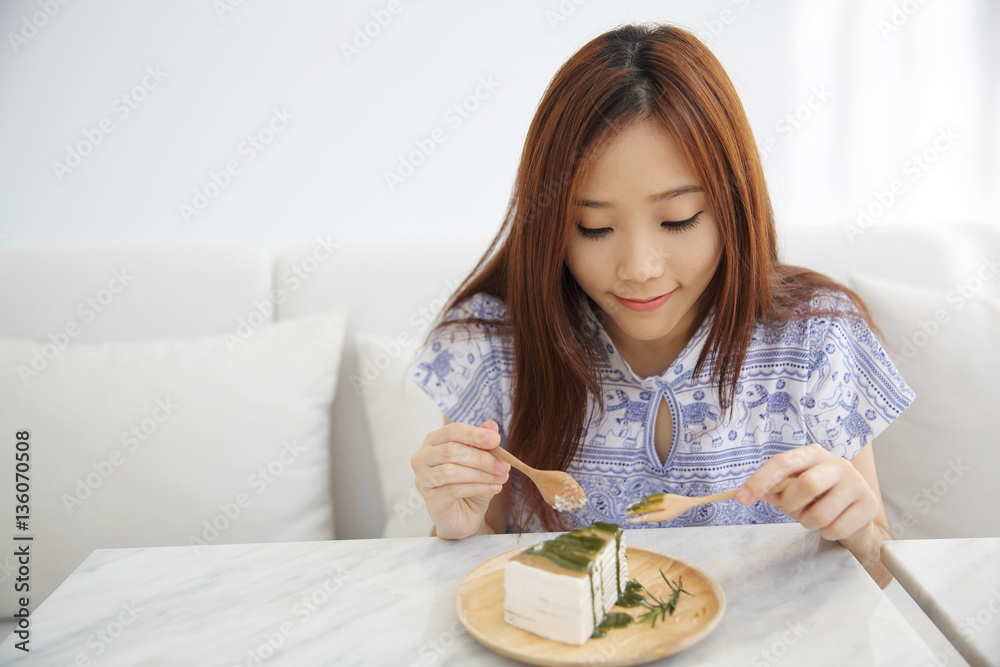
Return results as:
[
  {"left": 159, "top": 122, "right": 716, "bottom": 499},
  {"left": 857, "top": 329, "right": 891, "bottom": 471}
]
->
[{"left": 1, "top": 223, "right": 998, "bottom": 630}]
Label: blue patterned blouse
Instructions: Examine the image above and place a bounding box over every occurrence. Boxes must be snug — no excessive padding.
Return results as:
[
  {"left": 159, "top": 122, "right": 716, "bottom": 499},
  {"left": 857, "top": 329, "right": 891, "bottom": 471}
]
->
[{"left": 407, "top": 291, "right": 914, "bottom": 533}]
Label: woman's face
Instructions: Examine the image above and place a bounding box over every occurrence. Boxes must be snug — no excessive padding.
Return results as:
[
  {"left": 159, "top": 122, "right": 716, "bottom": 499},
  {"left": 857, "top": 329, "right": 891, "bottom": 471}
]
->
[{"left": 564, "top": 120, "right": 723, "bottom": 362}]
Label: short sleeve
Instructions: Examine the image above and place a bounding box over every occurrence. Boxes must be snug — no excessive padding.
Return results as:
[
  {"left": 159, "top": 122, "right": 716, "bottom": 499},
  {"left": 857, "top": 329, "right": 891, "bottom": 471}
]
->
[
  {"left": 406, "top": 293, "right": 512, "bottom": 436},
  {"left": 801, "top": 296, "right": 915, "bottom": 459}
]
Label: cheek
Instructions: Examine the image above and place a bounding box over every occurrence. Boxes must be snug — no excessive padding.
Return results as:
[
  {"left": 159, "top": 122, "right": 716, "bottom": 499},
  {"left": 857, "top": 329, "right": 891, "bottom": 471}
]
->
[
  {"left": 563, "top": 245, "right": 580, "bottom": 281},
  {"left": 685, "top": 225, "right": 722, "bottom": 281},
  {"left": 698, "top": 246, "right": 722, "bottom": 280},
  {"left": 565, "top": 243, "right": 601, "bottom": 287},
  {"left": 659, "top": 238, "right": 716, "bottom": 282}
]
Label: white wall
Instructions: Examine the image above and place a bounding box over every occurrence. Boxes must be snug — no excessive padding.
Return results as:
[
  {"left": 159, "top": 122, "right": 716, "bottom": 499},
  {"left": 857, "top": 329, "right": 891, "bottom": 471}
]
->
[{"left": 0, "top": 0, "right": 996, "bottom": 252}]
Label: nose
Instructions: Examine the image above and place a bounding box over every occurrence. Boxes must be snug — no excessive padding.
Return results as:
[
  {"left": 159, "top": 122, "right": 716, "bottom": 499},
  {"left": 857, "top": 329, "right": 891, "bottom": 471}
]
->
[{"left": 616, "top": 233, "right": 667, "bottom": 284}]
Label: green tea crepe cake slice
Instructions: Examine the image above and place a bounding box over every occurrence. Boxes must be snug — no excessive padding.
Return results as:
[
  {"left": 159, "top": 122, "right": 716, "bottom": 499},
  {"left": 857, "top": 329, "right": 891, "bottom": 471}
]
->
[{"left": 503, "top": 522, "right": 627, "bottom": 645}]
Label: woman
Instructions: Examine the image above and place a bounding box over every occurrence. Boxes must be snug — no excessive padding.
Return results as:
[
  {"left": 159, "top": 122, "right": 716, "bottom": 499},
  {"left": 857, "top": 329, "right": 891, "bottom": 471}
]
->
[{"left": 408, "top": 23, "right": 913, "bottom": 586}]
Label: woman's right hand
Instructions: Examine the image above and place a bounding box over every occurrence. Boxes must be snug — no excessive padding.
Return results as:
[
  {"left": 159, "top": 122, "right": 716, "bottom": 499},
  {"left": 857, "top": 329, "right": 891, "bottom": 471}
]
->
[{"left": 410, "top": 418, "right": 511, "bottom": 540}]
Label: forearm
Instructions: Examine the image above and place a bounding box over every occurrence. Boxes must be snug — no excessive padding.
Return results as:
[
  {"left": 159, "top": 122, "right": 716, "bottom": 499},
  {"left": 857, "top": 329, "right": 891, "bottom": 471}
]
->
[{"left": 839, "top": 520, "right": 894, "bottom": 589}]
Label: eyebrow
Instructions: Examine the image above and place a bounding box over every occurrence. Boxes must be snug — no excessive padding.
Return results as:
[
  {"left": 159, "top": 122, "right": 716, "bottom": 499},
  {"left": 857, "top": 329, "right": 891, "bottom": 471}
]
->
[{"left": 574, "top": 184, "right": 703, "bottom": 209}]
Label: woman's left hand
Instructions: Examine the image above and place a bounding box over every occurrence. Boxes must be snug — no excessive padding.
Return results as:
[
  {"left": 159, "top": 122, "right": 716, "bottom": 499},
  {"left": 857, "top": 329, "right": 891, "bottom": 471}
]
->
[{"left": 736, "top": 442, "right": 879, "bottom": 541}]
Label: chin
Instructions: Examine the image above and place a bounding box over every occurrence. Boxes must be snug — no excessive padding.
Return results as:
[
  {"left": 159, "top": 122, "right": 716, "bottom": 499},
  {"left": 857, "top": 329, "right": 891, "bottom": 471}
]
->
[{"left": 611, "top": 317, "right": 681, "bottom": 341}]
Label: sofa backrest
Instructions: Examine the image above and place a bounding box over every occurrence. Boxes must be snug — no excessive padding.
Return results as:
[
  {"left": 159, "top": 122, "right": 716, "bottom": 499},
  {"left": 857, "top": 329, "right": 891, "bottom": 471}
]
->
[
  {"left": 0, "top": 246, "right": 274, "bottom": 342},
  {"left": 778, "top": 223, "right": 1000, "bottom": 297}
]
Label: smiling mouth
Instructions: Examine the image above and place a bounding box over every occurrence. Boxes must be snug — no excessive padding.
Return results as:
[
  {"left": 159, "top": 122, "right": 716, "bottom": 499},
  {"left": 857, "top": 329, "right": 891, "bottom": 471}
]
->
[
  {"left": 620, "top": 295, "right": 665, "bottom": 303},
  {"left": 613, "top": 290, "right": 675, "bottom": 312}
]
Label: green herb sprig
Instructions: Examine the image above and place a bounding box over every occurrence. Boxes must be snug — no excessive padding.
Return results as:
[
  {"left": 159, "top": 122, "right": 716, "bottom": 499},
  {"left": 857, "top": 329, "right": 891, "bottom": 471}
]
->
[{"left": 636, "top": 570, "right": 692, "bottom": 627}]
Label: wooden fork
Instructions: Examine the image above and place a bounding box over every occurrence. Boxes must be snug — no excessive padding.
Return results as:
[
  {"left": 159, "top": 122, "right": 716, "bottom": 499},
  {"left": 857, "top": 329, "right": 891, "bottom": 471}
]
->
[
  {"left": 489, "top": 447, "right": 588, "bottom": 511},
  {"left": 625, "top": 478, "right": 792, "bottom": 523}
]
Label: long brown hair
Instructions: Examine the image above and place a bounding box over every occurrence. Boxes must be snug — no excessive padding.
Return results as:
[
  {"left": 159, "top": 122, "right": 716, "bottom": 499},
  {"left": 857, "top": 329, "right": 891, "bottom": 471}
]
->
[{"left": 420, "top": 23, "right": 877, "bottom": 532}]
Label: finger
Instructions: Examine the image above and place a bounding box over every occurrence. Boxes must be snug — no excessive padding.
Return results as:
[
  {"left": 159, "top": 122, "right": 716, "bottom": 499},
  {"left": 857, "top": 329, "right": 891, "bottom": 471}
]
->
[
  {"left": 426, "top": 482, "right": 503, "bottom": 504},
  {"left": 422, "top": 461, "right": 508, "bottom": 492},
  {"left": 795, "top": 484, "right": 852, "bottom": 532},
  {"left": 423, "top": 442, "right": 510, "bottom": 477},
  {"left": 424, "top": 421, "right": 502, "bottom": 451},
  {"left": 776, "top": 504, "right": 802, "bottom": 523},
  {"left": 760, "top": 478, "right": 797, "bottom": 505},
  {"left": 778, "top": 466, "right": 838, "bottom": 516},
  {"left": 818, "top": 499, "right": 877, "bottom": 541},
  {"left": 737, "top": 444, "right": 824, "bottom": 505},
  {"left": 761, "top": 491, "right": 784, "bottom": 505}
]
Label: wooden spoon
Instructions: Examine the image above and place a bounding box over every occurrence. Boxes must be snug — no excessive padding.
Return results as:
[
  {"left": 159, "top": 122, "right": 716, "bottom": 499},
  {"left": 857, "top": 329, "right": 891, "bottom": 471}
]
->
[
  {"left": 489, "top": 447, "right": 587, "bottom": 512},
  {"left": 625, "top": 478, "right": 792, "bottom": 523}
]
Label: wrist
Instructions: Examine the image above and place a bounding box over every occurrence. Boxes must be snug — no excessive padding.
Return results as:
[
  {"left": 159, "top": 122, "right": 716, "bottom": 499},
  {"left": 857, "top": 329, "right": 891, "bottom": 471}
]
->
[
  {"left": 839, "top": 520, "right": 893, "bottom": 588},
  {"left": 841, "top": 519, "right": 891, "bottom": 555}
]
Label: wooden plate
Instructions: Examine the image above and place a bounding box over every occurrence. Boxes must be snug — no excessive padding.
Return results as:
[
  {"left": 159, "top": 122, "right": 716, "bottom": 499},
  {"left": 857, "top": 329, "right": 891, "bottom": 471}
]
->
[{"left": 455, "top": 545, "right": 725, "bottom": 666}]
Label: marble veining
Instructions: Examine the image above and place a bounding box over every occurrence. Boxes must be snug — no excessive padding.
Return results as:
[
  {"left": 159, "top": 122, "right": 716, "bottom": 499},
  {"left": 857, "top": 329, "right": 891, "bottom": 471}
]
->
[
  {"left": 0, "top": 526, "right": 940, "bottom": 666},
  {"left": 882, "top": 537, "right": 1000, "bottom": 667}
]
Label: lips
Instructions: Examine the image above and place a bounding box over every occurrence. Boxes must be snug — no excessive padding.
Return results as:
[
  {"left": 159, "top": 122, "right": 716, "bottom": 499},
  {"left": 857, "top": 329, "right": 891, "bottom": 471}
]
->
[{"left": 613, "top": 290, "right": 674, "bottom": 312}]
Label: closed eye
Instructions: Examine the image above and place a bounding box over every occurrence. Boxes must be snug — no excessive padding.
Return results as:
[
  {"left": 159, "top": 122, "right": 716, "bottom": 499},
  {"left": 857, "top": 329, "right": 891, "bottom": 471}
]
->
[
  {"left": 575, "top": 225, "right": 611, "bottom": 239},
  {"left": 575, "top": 210, "right": 703, "bottom": 240},
  {"left": 662, "top": 211, "right": 702, "bottom": 232}
]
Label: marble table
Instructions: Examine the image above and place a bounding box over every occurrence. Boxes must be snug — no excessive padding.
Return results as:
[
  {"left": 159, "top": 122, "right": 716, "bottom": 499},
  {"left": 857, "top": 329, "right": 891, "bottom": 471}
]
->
[
  {"left": 881, "top": 537, "right": 1000, "bottom": 667},
  {"left": 0, "top": 524, "right": 941, "bottom": 666}
]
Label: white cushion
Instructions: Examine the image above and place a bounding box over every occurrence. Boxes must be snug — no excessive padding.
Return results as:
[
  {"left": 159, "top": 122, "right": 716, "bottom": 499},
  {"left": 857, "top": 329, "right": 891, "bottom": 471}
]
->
[
  {"left": 849, "top": 273, "right": 1000, "bottom": 539},
  {"left": 0, "top": 309, "right": 347, "bottom": 615},
  {"left": 353, "top": 332, "right": 437, "bottom": 538}
]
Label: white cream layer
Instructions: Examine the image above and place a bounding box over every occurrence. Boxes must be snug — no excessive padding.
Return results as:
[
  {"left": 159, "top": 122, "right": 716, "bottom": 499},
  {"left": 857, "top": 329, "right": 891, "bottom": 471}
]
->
[{"left": 503, "top": 533, "right": 627, "bottom": 645}]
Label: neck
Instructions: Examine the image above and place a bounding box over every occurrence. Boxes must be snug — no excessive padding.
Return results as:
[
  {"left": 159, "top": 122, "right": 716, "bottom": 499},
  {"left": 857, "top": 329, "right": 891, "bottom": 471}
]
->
[{"left": 604, "top": 308, "right": 701, "bottom": 379}]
